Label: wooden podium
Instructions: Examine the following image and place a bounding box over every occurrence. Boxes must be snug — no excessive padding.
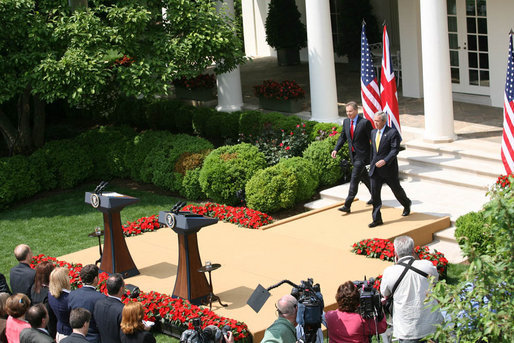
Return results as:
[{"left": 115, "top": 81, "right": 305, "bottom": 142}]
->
[
  {"left": 85, "top": 191, "right": 140, "bottom": 278},
  {"left": 158, "top": 210, "right": 218, "bottom": 305}
]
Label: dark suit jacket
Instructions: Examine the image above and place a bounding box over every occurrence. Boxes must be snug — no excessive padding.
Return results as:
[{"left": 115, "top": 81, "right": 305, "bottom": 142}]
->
[
  {"left": 61, "top": 333, "right": 90, "bottom": 343},
  {"left": 369, "top": 126, "right": 401, "bottom": 178},
  {"left": 120, "top": 330, "right": 155, "bottom": 343},
  {"left": 20, "top": 327, "right": 55, "bottom": 343},
  {"left": 93, "top": 296, "right": 124, "bottom": 343},
  {"left": 68, "top": 286, "right": 106, "bottom": 343},
  {"left": 334, "top": 115, "right": 373, "bottom": 164},
  {"left": 0, "top": 273, "right": 10, "bottom": 294},
  {"left": 9, "top": 263, "right": 36, "bottom": 298},
  {"left": 31, "top": 285, "right": 57, "bottom": 338},
  {"left": 48, "top": 291, "right": 72, "bottom": 335}
]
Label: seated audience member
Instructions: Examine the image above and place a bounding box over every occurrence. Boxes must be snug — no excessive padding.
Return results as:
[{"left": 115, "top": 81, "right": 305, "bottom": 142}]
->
[
  {"left": 61, "top": 308, "right": 91, "bottom": 343},
  {"left": 48, "top": 268, "right": 72, "bottom": 342},
  {"left": 5, "top": 293, "right": 31, "bottom": 343},
  {"left": 20, "top": 303, "right": 55, "bottom": 343},
  {"left": 325, "top": 281, "right": 387, "bottom": 343},
  {"left": 1, "top": 292, "right": 10, "bottom": 343},
  {"left": 31, "top": 261, "right": 57, "bottom": 338},
  {"left": 120, "top": 302, "right": 155, "bottom": 343},
  {"left": 10, "top": 245, "right": 36, "bottom": 299},
  {"left": 0, "top": 274, "right": 10, "bottom": 295},
  {"left": 94, "top": 273, "right": 125, "bottom": 343}
]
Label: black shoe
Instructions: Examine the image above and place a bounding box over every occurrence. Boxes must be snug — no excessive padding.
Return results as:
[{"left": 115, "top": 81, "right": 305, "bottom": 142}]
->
[
  {"left": 366, "top": 199, "right": 373, "bottom": 205},
  {"left": 368, "top": 220, "right": 383, "bottom": 228},
  {"left": 402, "top": 202, "right": 411, "bottom": 216},
  {"left": 338, "top": 206, "right": 351, "bottom": 213}
]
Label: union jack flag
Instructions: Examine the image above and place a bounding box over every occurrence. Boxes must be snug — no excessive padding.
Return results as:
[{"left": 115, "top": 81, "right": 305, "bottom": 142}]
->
[
  {"left": 380, "top": 25, "right": 401, "bottom": 136},
  {"left": 501, "top": 30, "right": 514, "bottom": 174},
  {"left": 360, "top": 22, "right": 380, "bottom": 127}
]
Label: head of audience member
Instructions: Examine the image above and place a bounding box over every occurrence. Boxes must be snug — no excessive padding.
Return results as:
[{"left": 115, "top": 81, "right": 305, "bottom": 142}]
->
[
  {"left": 33, "top": 261, "right": 55, "bottom": 294},
  {"left": 25, "top": 303, "right": 49, "bottom": 329},
  {"left": 0, "top": 292, "right": 10, "bottom": 319},
  {"left": 373, "top": 111, "right": 388, "bottom": 130},
  {"left": 120, "top": 302, "right": 145, "bottom": 335},
  {"left": 335, "top": 281, "right": 360, "bottom": 313},
  {"left": 49, "top": 267, "right": 71, "bottom": 299},
  {"left": 345, "top": 101, "right": 359, "bottom": 120},
  {"left": 69, "top": 308, "right": 91, "bottom": 336},
  {"left": 393, "top": 235, "right": 415, "bottom": 260},
  {"left": 14, "top": 244, "right": 33, "bottom": 264},
  {"left": 106, "top": 273, "right": 124, "bottom": 297},
  {"left": 79, "top": 264, "right": 99, "bottom": 287},
  {"left": 6, "top": 293, "right": 31, "bottom": 319},
  {"left": 276, "top": 294, "right": 298, "bottom": 325}
]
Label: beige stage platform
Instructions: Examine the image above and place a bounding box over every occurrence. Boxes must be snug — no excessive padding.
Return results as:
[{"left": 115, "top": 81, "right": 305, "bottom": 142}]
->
[{"left": 60, "top": 200, "right": 449, "bottom": 341}]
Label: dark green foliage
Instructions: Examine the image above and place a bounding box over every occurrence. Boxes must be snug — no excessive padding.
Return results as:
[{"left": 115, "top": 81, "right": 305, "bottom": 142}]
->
[
  {"left": 74, "top": 126, "right": 136, "bottom": 179},
  {"left": 192, "top": 108, "right": 240, "bottom": 142},
  {"left": 310, "top": 122, "right": 342, "bottom": 141},
  {"left": 265, "top": 0, "right": 307, "bottom": 49},
  {"left": 303, "top": 136, "right": 348, "bottom": 187},
  {"left": 245, "top": 163, "right": 298, "bottom": 213},
  {"left": 239, "top": 111, "right": 263, "bottom": 136},
  {"left": 181, "top": 168, "right": 205, "bottom": 200},
  {"left": 199, "top": 143, "right": 266, "bottom": 205},
  {"left": 260, "top": 112, "right": 301, "bottom": 133},
  {"left": 0, "top": 155, "right": 40, "bottom": 209},
  {"left": 455, "top": 211, "right": 493, "bottom": 256},
  {"left": 278, "top": 157, "right": 319, "bottom": 201}
]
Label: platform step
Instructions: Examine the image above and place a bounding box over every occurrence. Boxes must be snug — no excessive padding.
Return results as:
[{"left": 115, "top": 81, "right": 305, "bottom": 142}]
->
[
  {"left": 426, "top": 238, "right": 466, "bottom": 264},
  {"left": 304, "top": 198, "right": 339, "bottom": 210}
]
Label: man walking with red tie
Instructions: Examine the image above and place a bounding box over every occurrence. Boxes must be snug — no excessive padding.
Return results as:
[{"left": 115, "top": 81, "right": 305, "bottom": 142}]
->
[
  {"left": 331, "top": 101, "right": 373, "bottom": 213},
  {"left": 368, "top": 111, "right": 411, "bottom": 227}
]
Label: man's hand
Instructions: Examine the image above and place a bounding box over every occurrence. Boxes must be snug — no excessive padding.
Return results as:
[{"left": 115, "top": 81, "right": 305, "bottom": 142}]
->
[
  {"left": 224, "top": 331, "right": 234, "bottom": 343},
  {"left": 331, "top": 150, "right": 337, "bottom": 159},
  {"left": 375, "top": 159, "right": 386, "bottom": 168}
]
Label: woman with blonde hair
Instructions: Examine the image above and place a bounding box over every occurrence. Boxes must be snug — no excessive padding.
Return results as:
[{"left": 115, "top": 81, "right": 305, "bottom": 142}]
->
[
  {"left": 5, "top": 293, "right": 31, "bottom": 343},
  {"left": 48, "top": 267, "right": 72, "bottom": 342},
  {"left": 120, "top": 302, "right": 155, "bottom": 343}
]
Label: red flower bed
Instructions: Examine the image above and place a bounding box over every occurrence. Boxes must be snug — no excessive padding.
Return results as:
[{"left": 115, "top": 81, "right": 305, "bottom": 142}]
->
[
  {"left": 352, "top": 238, "right": 448, "bottom": 278},
  {"left": 254, "top": 80, "right": 305, "bottom": 101},
  {"left": 123, "top": 215, "right": 160, "bottom": 237},
  {"left": 173, "top": 74, "right": 216, "bottom": 90},
  {"left": 30, "top": 255, "right": 249, "bottom": 340},
  {"left": 183, "top": 203, "right": 273, "bottom": 229},
  {"left": 495, "top": 174, "right": 512, "bottom": 189}
]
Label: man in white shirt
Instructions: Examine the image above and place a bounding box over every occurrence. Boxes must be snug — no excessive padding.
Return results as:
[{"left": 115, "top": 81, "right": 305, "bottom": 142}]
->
[{"left": 380, "top": 236, "right": 443, "bottom": 342}]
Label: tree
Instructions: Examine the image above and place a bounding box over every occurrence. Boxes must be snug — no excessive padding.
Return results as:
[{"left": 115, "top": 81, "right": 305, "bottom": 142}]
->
[{"left": 0, "top": 0, "right": 245, "bottom": 154}]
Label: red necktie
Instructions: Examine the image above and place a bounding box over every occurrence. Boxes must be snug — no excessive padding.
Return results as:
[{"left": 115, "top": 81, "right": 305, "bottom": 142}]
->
[{"left": 350, "top": 120, "right": 355, "bottom": 152}]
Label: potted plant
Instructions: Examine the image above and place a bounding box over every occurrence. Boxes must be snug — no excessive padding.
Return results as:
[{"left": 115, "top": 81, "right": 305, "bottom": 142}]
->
[
  {"left": 265, "top": 0, "right": 307, "bottom": 66},
  {"left": 254, "top": 80, "right": 305, "bottom": 113},
  {"left": 173, "top": 74, "right": 217, "bottom": 101}
]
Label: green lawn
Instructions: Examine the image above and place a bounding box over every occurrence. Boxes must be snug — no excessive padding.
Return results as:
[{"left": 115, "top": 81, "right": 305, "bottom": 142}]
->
[{"left": 0, "top": 181, "right": 182, "bottom": 284}]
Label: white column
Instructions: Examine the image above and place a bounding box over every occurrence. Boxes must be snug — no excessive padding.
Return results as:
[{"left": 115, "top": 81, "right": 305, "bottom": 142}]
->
[
  {"left": 216, "top": 0, "right": 244, "bottom": 112},
  {"left": 305, "top": 0, "right": 339, "bottom": 123},
  {"left": 420, "top": 0, "right": 456, "bottom": 142}
]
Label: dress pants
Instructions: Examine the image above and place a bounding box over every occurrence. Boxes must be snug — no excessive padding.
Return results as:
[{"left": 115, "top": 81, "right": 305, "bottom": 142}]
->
[
  {"left": 344, "top": 158, "right": 371, "bottom": 208},
  {"left": 370, "top": 173, "right": 410, "bottom": 222}
]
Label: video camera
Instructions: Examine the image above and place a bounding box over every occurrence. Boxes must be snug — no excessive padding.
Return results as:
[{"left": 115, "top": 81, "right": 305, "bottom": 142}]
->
[
  {"left": 353, "top": 277, "right": 383, "bottom": 320},
  {"left": 180, "top": 318, "right": 231, "bottom": 343}
]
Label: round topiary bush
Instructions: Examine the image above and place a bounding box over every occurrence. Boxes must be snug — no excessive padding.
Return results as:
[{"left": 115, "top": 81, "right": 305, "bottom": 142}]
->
[
  {"left": 278, "top": 157, "right": 319, "bottom": 201},
  {"left": 0, "top": 155, "right": 40, "bottom": 209},
  {"left": 309, "top": 122, "right": 342, "bottom": 141},
  {"left": 180, "top": 168, "right": 205, "bottom": 201},
  {"left": 455, "top": 211, "right": 493, "bottom": 256},
  {"left": 245, "top": 163, "right": 298, "bottom": 213},
  {"left": 303, "top": 136, "right": 349, "bottom": 187},
  {"left": 199, "top": 143, "right": 267, "bottom": 205}
]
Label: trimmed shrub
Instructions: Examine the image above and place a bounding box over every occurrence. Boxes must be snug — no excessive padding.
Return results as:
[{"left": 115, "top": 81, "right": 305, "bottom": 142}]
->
[
  {"left": 199, "top": 143, "right": 267, "bottom": 205},
  {"left": 174, "top": 150, "right": 212, "bottom": 175},
  {"left": 310, "top": 122, "right": 342, "bottom": 141},
  {"left": 192, "top": 107, "right": 218, "bottom": 137},
  {"left": 180, "top": 168, "right": 205, "bottom": 200},
  {"left": 260, "top": 112, "right": 301, "bottom": 133},
  {"left": 239, "top": 111, "right": 263, "bottom": 136},
  {"left": 279, "top": 157, "right": 319, "bottom": 201},
  {"left": 245, "top": 163, "right": 298, "bottom": 213},
  {"left": 455, "top": 211, "right": 493, "bottom": 256},
  {"left": 0, "top": 155, "right": 40, "bottom": 209},
  {"left": 303, "top": 136, "right": 349, "bottom": 187},
  {"left": 193, "top": 109, "right": 240, "bottom": 143}
]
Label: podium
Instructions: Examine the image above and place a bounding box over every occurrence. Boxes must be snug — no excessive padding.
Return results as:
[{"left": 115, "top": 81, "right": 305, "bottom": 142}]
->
[
  {"left": 85, "top": 192, "right": 140, "bottom": 278},
  {"left": 158, "top": 210, "right": 218, "bottom": 304}
]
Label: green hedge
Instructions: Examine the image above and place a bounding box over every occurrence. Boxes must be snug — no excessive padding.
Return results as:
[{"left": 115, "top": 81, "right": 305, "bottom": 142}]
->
[
  {"left": 455, "top": 211, "right": 493, "bottom": 256},
  {"left": 0, "top": 155, "right": 40, "bottom": 209},
  {"left": 180, "top": 168, "right": 205, "bottom": 200},
  {"left": 199, "top": 143, "right": 267, "bottom": 205},
  {"left": 278, "top": 157, "right": 319, "bottom": 201},
  {"left": 303, "top": 135, "right": 349, "bottom": 187}
]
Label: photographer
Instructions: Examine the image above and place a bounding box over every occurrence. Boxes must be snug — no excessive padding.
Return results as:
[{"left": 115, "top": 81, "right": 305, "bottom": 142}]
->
[
  {"left": 326, "top": 281, "right": 386, "bottom": 343},
  {"left": 261, "top": 295, "right": 297, "bottom": 343}
]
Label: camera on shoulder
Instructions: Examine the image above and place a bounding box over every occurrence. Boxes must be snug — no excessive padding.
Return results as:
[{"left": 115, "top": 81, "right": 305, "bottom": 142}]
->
[{"left": 353, "top": 277, "right": 383, "bottom": 320}]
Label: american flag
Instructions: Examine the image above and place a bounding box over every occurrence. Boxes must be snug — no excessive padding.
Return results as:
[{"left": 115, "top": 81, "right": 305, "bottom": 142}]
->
[
  {"left": 360, "top": 22, "right": 381, "bottom": 127},
  {"left": 501, "top": 31, "right": 514, "bottom": 174},
  {"left": 380, "top": 25, "right": 401, "bottom": 136}
]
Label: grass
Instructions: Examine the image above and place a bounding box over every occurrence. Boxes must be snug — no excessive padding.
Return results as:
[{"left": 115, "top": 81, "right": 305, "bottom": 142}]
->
[{"left": 0, "top": 180, "right": 182, "bottom": 285}]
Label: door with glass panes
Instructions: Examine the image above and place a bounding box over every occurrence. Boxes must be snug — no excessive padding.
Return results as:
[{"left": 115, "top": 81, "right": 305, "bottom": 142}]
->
[{"left": 447, "top": 0, "right": 489, "bottom": 95}]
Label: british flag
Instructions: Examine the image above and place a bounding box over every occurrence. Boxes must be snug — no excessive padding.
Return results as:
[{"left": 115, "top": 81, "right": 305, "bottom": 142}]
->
[
  {"left": 380, "top": 25, "right": 401, "bottom": 136},
  {"left": 360, "top": 22, "right": 381, "bottom": 127},
  {"left": 501, "top": 30, "right": 514, "bottom": 174}
]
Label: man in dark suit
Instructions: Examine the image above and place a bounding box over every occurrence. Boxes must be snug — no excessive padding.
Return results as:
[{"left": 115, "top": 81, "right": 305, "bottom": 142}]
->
[
  {"left": 331, "top": 101, "right": 373, "bottom": 212},
  {"left": 10, "top": 244, "right": 36, "bottom": 298},
  {"left": 61, "top": 308, "right": 91, "bottom": 343},
  {"left": 0, "top": 272, "right": 11, "bottom": 294},
  {"left": 68, "top": 265, "right": 106, "bottom": 343},
  {"left": 94, "top": 274, "right": 125, "bottom": 343},
  {"left": 20, "top": 303, "right": 55, "bottom": 343},
  {"left": 368, "top": 111, "right": 411, "bottom": 228}
]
